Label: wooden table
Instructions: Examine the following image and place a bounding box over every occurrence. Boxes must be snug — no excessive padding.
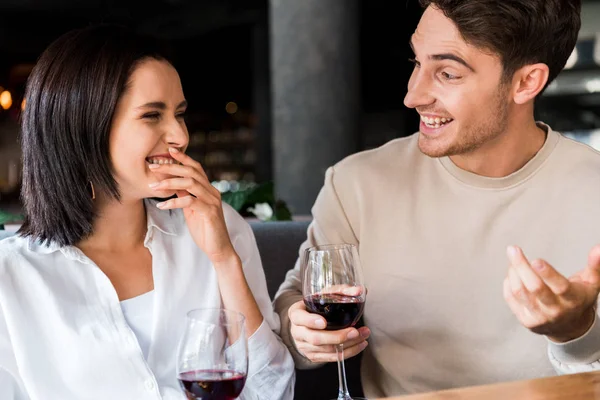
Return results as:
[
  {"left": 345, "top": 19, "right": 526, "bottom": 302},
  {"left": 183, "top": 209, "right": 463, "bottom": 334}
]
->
[{"left": 378, "top": 371, "right": 600, "bottom": 400}]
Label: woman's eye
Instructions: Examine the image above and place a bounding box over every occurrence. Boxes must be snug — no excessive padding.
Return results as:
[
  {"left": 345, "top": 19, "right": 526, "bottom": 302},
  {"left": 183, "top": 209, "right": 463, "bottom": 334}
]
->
[{"left": 142, "top": 113, "right": 160, "bottom": 120}]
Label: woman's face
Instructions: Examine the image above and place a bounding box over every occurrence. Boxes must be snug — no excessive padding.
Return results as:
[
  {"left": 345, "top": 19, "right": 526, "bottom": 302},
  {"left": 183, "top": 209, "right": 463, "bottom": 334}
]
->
[{"left": 109, "top": 58, "right": 189, "bottom": 202}]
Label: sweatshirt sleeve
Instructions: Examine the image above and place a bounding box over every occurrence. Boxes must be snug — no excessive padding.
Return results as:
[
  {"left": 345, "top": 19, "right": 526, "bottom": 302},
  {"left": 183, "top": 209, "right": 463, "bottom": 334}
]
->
[
  {"left": 548, "top": 312, "right": 600, "bottom": 374},
  {"left": 273, "top": 166, "right": 360, "bottom": 369}
]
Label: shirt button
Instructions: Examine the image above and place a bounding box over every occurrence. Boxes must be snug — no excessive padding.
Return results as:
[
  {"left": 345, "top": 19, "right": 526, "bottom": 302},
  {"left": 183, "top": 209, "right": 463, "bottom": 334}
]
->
[{"left": 145, "top": 379, "right": 155, "bottom": 391}]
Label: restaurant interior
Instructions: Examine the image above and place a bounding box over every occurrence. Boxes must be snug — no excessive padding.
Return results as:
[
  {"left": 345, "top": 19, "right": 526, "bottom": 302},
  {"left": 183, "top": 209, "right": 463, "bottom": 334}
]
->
[{"left": 1, "top": 1, "right": 600, "bottom": 399}]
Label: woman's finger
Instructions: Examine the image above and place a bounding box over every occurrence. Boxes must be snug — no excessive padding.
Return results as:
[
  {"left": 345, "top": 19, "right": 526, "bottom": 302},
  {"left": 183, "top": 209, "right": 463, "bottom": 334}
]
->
[
  {"left": 149, "top": 163, "right": 220, "bottom": 199},
  {"left": 149, "top": 162, "right": 207, "bottom": 183},
  {"left": 168, "top": 147, "right": 208, "bottom": 179},
  {"left": 156, "top": 196, "right": 224, "bottom": 226},
  {"left": 156, "top": 195, "right": 196, "bottom": 210},
  {"left": 150, "top": 178, "right": 218, "bottom": 204},
  {"left": 148, "top": 164, "right": 219, "bottom": 193}
]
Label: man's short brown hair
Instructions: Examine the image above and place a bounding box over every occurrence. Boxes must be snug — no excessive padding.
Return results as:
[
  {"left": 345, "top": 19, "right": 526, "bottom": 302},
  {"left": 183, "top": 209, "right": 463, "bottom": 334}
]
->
[{"left": 419, "top": 0, "right": 581, "bottom": 90}]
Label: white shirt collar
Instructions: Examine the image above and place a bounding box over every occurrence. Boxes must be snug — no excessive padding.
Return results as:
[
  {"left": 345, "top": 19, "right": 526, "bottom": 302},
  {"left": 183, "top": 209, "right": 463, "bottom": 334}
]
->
[
  {"left": 27, "top": 199, "right": 182, "bottom": 261},
  {"left": 144, "top": 199, "right": 181, "bottom": 237}
]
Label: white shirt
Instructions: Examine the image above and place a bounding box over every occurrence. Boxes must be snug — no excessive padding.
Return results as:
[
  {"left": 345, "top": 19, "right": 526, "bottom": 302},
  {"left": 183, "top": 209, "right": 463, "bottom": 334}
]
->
[
  {"left": 0, "top": 201, "right": 295, "bottom": 400},
  {"left": 121, "top": 290, "right": 155, "bottom": 360}
]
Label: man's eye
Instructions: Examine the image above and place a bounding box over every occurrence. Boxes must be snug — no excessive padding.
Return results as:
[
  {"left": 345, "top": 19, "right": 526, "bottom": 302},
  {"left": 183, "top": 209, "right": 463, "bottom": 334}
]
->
[
  {"left": 408, "top": 58, "right": 421, "bottom": 68},
  {"left": 441, "top": 71, "right": 459, "bottom": 80}
]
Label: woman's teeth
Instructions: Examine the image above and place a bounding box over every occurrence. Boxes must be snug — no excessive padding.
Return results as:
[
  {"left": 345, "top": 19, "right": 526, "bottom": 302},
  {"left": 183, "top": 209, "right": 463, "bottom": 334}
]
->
[
  {"left": 146, "top": 158, "right": 175, "bottom": 165},
  {"left": 421, "top": 115, "right": 454, "bottom": 129}
]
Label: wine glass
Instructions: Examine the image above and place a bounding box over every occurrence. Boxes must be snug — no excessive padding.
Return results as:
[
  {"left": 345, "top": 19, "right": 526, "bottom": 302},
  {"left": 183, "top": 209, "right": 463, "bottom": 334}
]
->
[
  {"left": 302, "top": 244, "right": 368, "bottom": 400},
  {"left": 176, "top": 308, "right": 248, "bottom": 400}
]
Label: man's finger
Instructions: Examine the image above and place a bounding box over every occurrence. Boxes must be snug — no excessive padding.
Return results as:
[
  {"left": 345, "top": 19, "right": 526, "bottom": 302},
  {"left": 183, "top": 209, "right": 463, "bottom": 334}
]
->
[
  {"left": 583, "top": 244, "right": 600, "bottom": 287},
  {"left": 298, "top": 335, "right": 369, "bottom": 355},
  {"left": 289, "top": 301, "right": 327, "bottom": 330},
  {"left": 508, "top": 266, "right": 529, "bottom": 303},
  {"left": 292, "top": 325, "right": 360, "bottom": 346},
  {"left": 508, "top": 249, "right": 556, "bottom": 305},
  {"left": 304, "top": 341, "right": 369, "bottom": 363},
  {"left": 503, "top": 278, "right": 542, "bottom": 328},
  {"left": 504, "top": 278, "right": 524, "bottom": 316},
  {"left": 310, "top": 327, "right": 370, "bottom": 353},
  {"left": 339, "top": 340, "right": 369, "bottom": 360},
  {"left": 530, "top": 258, "right": 570, "bottom": 298}
]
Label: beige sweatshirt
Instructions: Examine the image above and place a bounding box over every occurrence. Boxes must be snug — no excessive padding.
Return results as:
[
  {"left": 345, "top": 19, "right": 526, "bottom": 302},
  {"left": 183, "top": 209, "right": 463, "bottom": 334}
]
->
[{"left": 273, "top": 124, "right": 600, "bottom": 398}]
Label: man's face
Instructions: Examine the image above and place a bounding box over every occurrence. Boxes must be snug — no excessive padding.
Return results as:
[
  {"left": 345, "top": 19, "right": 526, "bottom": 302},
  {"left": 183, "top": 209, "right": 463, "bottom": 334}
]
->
[{"left": 404, "top": 6, "right": 511, "bottom": 158}]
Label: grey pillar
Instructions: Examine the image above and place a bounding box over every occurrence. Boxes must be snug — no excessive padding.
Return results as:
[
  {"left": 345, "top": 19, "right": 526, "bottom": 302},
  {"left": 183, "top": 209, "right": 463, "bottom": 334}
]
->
[
  {"left": 253, "top": 16, "right": 272, "bottom": 184},
  {"left": 270, "top": 0, "right": 360, "bottom": 215}
]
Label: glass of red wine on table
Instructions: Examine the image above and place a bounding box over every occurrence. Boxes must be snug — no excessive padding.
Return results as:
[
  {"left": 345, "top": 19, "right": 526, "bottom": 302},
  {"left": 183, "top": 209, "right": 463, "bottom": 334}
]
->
[
  {"left": 177, "top": 308, "right": 248, "bottom": 400},
  {"left": 302, "top": 244, "right": 368, "bottom": 400}
]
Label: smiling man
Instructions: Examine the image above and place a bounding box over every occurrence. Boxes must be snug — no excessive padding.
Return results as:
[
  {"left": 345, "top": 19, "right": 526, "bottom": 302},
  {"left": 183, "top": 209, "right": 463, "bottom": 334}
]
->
[
  {"left": 273, "top": 0, "right": 600, "bottom": 398},
  {"left": 405, "top": 2, "right": 548, "bottom": 176}
]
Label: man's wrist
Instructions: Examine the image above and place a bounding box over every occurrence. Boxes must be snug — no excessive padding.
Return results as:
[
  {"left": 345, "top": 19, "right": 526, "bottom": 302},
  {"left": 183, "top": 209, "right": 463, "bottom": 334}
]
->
[{"left": 547, "top": 306, "right": 597, "bottom": 343}]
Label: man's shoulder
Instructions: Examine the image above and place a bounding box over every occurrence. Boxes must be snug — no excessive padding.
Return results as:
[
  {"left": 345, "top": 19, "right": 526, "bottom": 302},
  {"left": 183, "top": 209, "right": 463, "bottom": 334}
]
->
[
  {"left": 554, "top": 131, "right": 600, "bottom": 174},
  {"left": 557, "top": 133, "right": 600, "bottom": 161},
  {"left": 333, "top": 132, "right": 421, "bottom": 177}
]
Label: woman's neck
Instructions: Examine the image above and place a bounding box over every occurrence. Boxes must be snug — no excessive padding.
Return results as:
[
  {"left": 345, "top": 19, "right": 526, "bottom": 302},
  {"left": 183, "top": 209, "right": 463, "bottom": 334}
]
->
[{"left": 78, "top": 197, "right": 147, "bottom": 252}]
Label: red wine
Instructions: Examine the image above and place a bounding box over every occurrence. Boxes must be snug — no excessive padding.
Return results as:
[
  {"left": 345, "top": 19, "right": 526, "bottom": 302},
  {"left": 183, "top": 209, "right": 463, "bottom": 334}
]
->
[
  {"left": 304, "top": 293, "right": 365, "bottom": 330},
  {"left": 178, "top": 370, "right": 246, "bottom": 400}
]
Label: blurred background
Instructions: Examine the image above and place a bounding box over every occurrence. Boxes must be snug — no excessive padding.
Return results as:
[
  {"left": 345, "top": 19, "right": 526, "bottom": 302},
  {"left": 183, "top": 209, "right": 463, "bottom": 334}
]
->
[{"left": 0, "top": 0, "right": 599, "bottom": 219}]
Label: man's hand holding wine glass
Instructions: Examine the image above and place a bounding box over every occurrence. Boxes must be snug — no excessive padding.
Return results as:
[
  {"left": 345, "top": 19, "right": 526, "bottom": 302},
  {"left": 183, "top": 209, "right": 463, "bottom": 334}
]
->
[
  {"left": 288, "top": 299, "right": 371, "bottom": 363},
  {"left": 293, "top": 244, "right": 369, "bottom": 399}
]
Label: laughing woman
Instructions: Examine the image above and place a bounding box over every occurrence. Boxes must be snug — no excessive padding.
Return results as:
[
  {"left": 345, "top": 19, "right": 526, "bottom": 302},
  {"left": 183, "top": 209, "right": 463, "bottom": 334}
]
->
[{"left": 0, "top": 24, "right": 294, "bottom": 399}]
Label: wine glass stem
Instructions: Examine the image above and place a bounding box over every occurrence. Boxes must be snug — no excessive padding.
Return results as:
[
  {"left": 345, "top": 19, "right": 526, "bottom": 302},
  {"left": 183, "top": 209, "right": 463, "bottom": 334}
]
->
[{"left": 335, "top": 343, "right": 352, "bottom": 400}]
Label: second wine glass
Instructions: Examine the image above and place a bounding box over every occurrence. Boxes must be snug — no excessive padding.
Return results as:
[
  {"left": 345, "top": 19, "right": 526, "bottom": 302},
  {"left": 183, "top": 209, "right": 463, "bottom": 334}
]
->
[
  {"left": 302, "top": 244, "right": 367, "bottom": 400},
  {"left": 176, "top": 308, "right": 248, "bottom": 400}
]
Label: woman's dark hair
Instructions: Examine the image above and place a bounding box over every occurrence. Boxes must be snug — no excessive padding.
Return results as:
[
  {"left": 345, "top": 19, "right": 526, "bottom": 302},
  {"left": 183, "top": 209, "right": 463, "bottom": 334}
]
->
[
  {"left": 419, "top": 0, "right": 581, "bottom": 91},
  {"left": 18, "top": 24, "right": 173, "bottom": 246}
]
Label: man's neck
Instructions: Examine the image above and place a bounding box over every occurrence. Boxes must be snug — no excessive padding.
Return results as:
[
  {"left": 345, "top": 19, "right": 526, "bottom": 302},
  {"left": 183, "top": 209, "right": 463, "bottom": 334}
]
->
[
  {"left": 450, "top": 115, "right": 547, "bottom": 178},
  {"left": 77, "top": 197, "right": 147, "bottom": 253}
]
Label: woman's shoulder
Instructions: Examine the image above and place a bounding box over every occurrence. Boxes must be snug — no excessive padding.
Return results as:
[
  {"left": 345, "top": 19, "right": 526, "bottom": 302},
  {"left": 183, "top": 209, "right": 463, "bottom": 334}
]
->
[
  {"left": 0, "top": 234, "right": 28, "bottom": 254},
  {"left": 0, "top": 232, "right": 76, "bottom": 276},
  {"left": 0, "top": 235, "right": 35, "bottom": 271}
]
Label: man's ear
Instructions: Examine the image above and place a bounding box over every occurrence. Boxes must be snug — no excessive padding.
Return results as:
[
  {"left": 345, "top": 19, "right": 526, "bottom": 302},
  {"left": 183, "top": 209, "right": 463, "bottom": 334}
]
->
[{"left": 511, "top": 63, "right": 550, "bottom": 105}]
